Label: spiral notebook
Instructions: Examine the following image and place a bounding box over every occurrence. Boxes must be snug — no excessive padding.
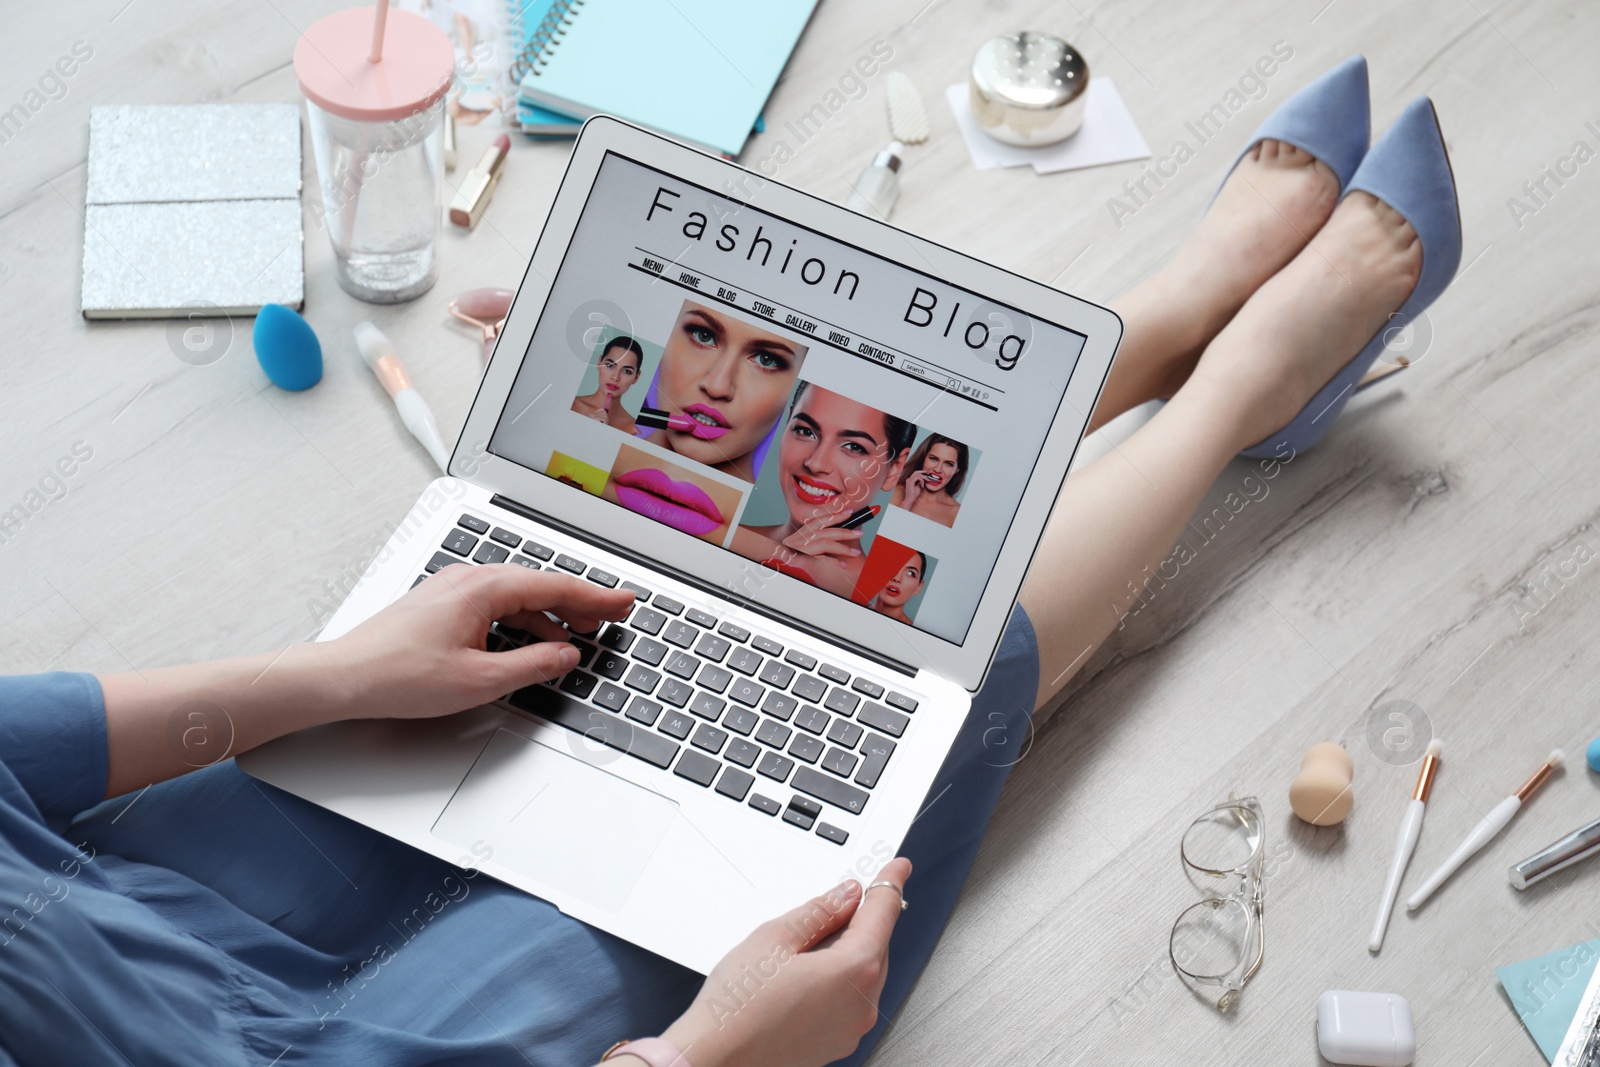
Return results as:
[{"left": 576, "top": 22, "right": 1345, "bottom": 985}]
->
[{"left": 510, "top": 0, "right": 816, "bottom": 157}]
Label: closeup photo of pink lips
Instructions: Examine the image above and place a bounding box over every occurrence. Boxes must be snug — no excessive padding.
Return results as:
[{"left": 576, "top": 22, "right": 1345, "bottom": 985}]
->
[
  {"left": 611, "top": 467, "right": 727, "bottom": 536},
  {"left": 637, "top": 405, "right": 729, "bottom": 440}
]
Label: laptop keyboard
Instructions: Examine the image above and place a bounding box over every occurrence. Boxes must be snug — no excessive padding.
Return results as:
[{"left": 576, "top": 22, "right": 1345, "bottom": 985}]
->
[{"left": 416, "top": 513, "right": 922, "bottom": 847}]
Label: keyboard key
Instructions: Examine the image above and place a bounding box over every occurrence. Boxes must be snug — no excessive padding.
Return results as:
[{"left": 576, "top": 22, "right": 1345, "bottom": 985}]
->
[
  {"left": 508, "top": 686, "right": 677, "bottom": 768},
  {"left": 782, "top": 806, "right": 815, "bottom": 831},
  {"left": 510, "top": 554, "right": 541, "bottom": 570},
  {"left": 851, "top": 677, "right": 885, "bottom": 699},
  {"left": 587, "top": 569, "right": 619, "bottom": 588},
  {"left": 457, "top": 514, "right": 490, "bottom": 534},
  {"left": 794, "top": 705, "right": 829, "bottom": 735},
  {"left": 821, "top": 747, "right": 859, "bottom": 778},
  {"left": 855, "top": 734, "right": 896, "bottom": 788},
  {"left": 558, "top": 670, "right": 598, "bottom": 699},
  {"left": 751, "top": 636, "right": 784, "bottom": 656},
  {"left": 823, "top": 688, "right": 860, "bottom": 716},
  {"left": 691, "top": 723, "right": 729, "bottom": 753},
  {"left": 630, "top": 607, "right": 667, "bottom": 636},
  {"left": 653, "top": 595, "right": 684, "bottom": 615},
  {"left": 624, "top": 664, "right": 661, "bottom": 693},
  {"left": 696, "top": 664, "right": 732, "bottom": 694},
  {"left": 625, "top": 697, "right": 662, "bottom": 726},
  {"left": 554, "top": 554, "right": 586, "bottom": 574},
  {"left": 818, "top": 663, "right": 851, "bottom": 685},
  {"left": 689, "top": 692, "right": 726, "bottom": 721},
  {"left": 592, "top": 651, "right": 628, "bottom": 680},
  {"left": 632, "top": 637, "right": 668, "bottom": 666},
  {"left": 521, "top": 541, "right": 554, "bottom": 561},
  {"left": 758, "top": 661, "right": 796, "bottom": 689},
  {"left": 857, "top": 702, "right": 909, "bottom": 738},
  {"left": 411, "top": 575, "right": 427, "bottom": 588},
  {"left": 792, "top": 674, "right": 827, "bottom": 703},
  {"left": 569, "top": 620, "right": 601, "bottom": 639},
  {"left": 685, "top": 608, "right": 717, "bottom": 628},
  {"left": 658, "top": 679, "right": 693, "bottom": 708},
  {"left": 426, "top": 551, "right": 464, "bottom": 573},
  {"left": 758, "top": 751, "right": 795, "bottom": 782},
  {"left": 722, "top": 706, "right": 758, "bottom": 736},
  {"left": 717, "top": 622, "right": 751, "bottom": 642},
  {"left": 488, "top": 527, "right": 521, "bottom": 547},
  {"left": 783, "top": 650, "right": 817, "bottom": 671},
  {"left": 748, "top": 792, "right": 782, "bottom": 816},
  {"left": 728, "top": 679, "right": 765, "bottom": 707},
  {"left": 789, "top": 794, "right": 822, "bottom": 819},
  {"left": 726, "top": 738, "right": 761, "bottom": 767},
  {"left": 663, "top": 620, "right": 698, "bottom": 648},
  {"left": 792, "top": 766, "right": 869, "bottom": 815},
  {"left": 442, "top": 529, "right": 478, "bottom": 556},
  {"left": 727, "top": 647, "right": 763, "bottom": 676},
  {"left": 593, "top": 682, "right": 629, "bottom": 713},
  {"left": 755, "top": 719, "right": 791, "bottom": 749},
  {"left": 568, "top": 640, "right": 597, "bottom": 668},
  {"left": 621, "top": 581, "right": 651, "bottom": 601},
  {"left": 694, "top": 634, "right": 730, "bottom": 662},
  {"left": 665, "top": 651, "right": 699, "bottom": 679},
  {"left": 816, "top": 823, "right": 849, "bottom": 846},
  {"left": 599, "top": 625, "right": 636, "bottom": 653},
  {"left": 826, "top": 719, "right": 864, "bottom": 749},
  {"left": 885, "top": 691, "right": 919, "bottom": 713},
  {"left": 715, "top": 766, "right": 754, "bottom": 801},
  {"left": 659, "top": 710, "right": 695, "bottom": 739},
  {"left": 788, "top": 735, "right": 823, "bottom": 763},
  {"left": 761, "top": 692, "right": 797, "bottom": 721},
  {"left": 673, "top": 749, "right": 720, "bottom": 787}
]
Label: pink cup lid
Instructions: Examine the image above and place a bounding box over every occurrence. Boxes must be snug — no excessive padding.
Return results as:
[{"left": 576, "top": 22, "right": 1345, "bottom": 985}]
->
[{"left": 295, "top": 6, "right": 454, "bottom": 123}]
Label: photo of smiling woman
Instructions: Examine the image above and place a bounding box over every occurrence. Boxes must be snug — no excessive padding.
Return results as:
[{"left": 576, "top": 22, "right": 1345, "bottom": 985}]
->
[
  {"left": 602, "top": 443, "right": 745, "bottom": 546},
  {"left": 570, "top": 334, "right": 648, "bottom": 435},
  {"left": 889, "top": 432, "right": 974, "bottom": 529},
  {"left": 640, "top": 300, "right": 808, "bottom": 483},
  {"left": 731, "top": 382, "right": 916, "bottom": 599}
]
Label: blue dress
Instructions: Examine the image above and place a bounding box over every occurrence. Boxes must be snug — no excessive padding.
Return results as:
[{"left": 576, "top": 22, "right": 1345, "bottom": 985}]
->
[{"left": 0, "top": 608, "right": 1038, "bottom": 1066}]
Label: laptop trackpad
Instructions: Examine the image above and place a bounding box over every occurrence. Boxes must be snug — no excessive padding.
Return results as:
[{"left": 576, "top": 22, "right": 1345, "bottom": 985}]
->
[{"left": 431, "top": 728, "right": 677, "bottom": 913}]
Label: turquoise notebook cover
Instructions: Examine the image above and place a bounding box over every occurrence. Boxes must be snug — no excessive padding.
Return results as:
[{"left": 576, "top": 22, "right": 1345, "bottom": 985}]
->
[{"left": 517, "top": 0, "right": 814, "bottom": 156}]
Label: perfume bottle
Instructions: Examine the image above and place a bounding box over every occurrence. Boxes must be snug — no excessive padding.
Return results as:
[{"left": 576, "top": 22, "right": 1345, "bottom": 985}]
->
[{"left": 844, "top": 142, "right": 904, "bottom": 221}]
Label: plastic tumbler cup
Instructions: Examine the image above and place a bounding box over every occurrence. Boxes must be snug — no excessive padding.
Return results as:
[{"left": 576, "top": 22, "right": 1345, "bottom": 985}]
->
[{"left": 295, "top": 0, "right": 454, "bottom": 303}]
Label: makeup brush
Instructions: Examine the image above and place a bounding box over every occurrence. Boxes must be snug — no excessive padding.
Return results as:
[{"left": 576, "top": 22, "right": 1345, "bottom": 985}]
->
[
  {"left": 1405, "top": 748, "right": 1565, "bottom": 912},
  {"left": 1368, "top": 738, "right": 1441, "bottom": 952}
]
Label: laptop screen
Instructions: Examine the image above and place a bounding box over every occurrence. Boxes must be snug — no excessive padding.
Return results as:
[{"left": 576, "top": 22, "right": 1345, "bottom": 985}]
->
[{"left": 489, "top": 151, "right": 1087, "bottom": 645}]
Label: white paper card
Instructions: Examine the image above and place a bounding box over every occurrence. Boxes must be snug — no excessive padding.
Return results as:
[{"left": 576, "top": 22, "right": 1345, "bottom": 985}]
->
[{"left": 946, "top": 77, "right": 1151, "bottom": 174}]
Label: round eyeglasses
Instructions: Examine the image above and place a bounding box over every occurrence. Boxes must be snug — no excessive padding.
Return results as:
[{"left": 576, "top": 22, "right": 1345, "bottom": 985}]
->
[{"left": 1169, "top": 795, "right": 1265, "bottom": 1012}]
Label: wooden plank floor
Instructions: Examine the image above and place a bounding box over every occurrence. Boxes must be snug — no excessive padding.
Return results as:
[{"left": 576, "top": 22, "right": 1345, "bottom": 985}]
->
[{"left": 4, "top": 1, "right": 1598, "bottom": 1063}]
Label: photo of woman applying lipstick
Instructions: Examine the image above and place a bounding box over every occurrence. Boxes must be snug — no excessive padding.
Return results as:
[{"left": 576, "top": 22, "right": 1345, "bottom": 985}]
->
[
  {"left": 640, "top": 300, "right": 809, "bottom": 483},
  {"left": 602, "top": 443, "right": 744, "bottom": 545},
  {"left": 889, "top": 432, "right": 974, "bottom": 529},
  {"left": 569, "top": 334, "right": 653, "bottom": 435},
  {"left": 868, "top": 550, "right": 933, "bottom": 625},
  {"left": 731, "top": 382, "right": 916, "bottom": 599}
]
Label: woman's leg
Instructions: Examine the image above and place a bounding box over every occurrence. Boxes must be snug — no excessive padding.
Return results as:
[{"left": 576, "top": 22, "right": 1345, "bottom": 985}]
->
[{"left": 1026, "top": 190, "right": 1423, "bottom": 709}]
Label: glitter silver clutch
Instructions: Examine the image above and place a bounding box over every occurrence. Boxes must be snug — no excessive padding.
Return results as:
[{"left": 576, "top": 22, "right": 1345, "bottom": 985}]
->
[{"left": 81, "top": 103, "right": 304, "bottom": 319}]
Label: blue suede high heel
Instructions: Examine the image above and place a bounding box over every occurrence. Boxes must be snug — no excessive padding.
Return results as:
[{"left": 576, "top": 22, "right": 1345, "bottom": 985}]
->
[
  {"left": 1239, "top": 97, "right": 1462, "bottom": 459},
  {"left": 1216, "top": 55, "right": 1370, "bottom": 199}
]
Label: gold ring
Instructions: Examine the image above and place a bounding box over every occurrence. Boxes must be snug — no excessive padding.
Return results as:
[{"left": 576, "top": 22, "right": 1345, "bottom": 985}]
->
[{"left": 865, "top": 880, "right": 908, "bottom": 911}]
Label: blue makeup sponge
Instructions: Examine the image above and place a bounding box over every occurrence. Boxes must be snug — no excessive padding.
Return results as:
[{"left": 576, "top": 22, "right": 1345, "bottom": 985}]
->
[
  {"left": 1587, "top": 736, "right": 1600, "bottom": 774},
  {"left": 253, "top": 304, "right": 323, "bottom": 391}
]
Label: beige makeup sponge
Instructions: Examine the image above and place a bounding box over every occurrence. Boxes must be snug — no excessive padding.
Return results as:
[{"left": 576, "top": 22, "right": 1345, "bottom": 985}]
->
[{"left": 1290, "top": 742, "right": 1354, "bottom": 826}]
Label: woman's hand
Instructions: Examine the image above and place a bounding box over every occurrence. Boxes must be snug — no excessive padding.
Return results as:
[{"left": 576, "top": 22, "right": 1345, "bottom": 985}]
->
[
  {"left": 779, "top": 513, "right": 864, "bottom": 567},
  {"left": 655, "top": 859, "right": 911, "bottom": 1067},
  {"left": 900, "top": 471, "right": 928, "bottom": 509},
  {"left": 330, "top": 564, "right": 635, "bottom": 720}
]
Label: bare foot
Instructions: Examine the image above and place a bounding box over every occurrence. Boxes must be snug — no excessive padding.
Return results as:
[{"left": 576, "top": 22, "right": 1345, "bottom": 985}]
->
[
  {"left": 1095, "top": 141, "right": 1341, "bottom": 431},
  {"left": 1185, "top": 191, "right": 1423, "bottom": 450}
]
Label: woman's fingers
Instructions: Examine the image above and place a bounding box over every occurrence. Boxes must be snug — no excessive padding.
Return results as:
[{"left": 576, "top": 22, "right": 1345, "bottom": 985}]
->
[
  {"left": 764, "top": 878, "right": 863, "bottom": 955},
  {"left": 837, "top": 858, "right": 911, "bottom": 970},
  {"left": 469, "top": 638, "right": 581, "bottom": 696},
  {"left": 455, "top": 566, "right": 634, "bottom": 629}
]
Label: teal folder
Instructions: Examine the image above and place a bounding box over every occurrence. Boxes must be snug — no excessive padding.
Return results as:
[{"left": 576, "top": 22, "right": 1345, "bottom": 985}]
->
[{"left": 514, "top": 0, "right": 815, "bottom": 157}]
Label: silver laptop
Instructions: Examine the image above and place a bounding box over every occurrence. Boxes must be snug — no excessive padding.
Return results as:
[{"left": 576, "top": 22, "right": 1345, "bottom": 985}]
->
[{"left": 240, "top": 116, "right": 1120, "bottom": 973}]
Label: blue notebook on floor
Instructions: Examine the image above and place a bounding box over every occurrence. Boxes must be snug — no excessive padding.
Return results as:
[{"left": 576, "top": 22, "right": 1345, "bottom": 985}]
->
[{"left": 510, "top": 0, "right": 815, "bottom": 157}]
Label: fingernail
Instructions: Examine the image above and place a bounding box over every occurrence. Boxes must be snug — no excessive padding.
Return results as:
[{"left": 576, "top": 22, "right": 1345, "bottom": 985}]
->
[
  {"left": 834, "top": 879, "right": 861, "bottom": 898},
  {"left": 560, "top": 645, "right": 580, "bottom": 670}
]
